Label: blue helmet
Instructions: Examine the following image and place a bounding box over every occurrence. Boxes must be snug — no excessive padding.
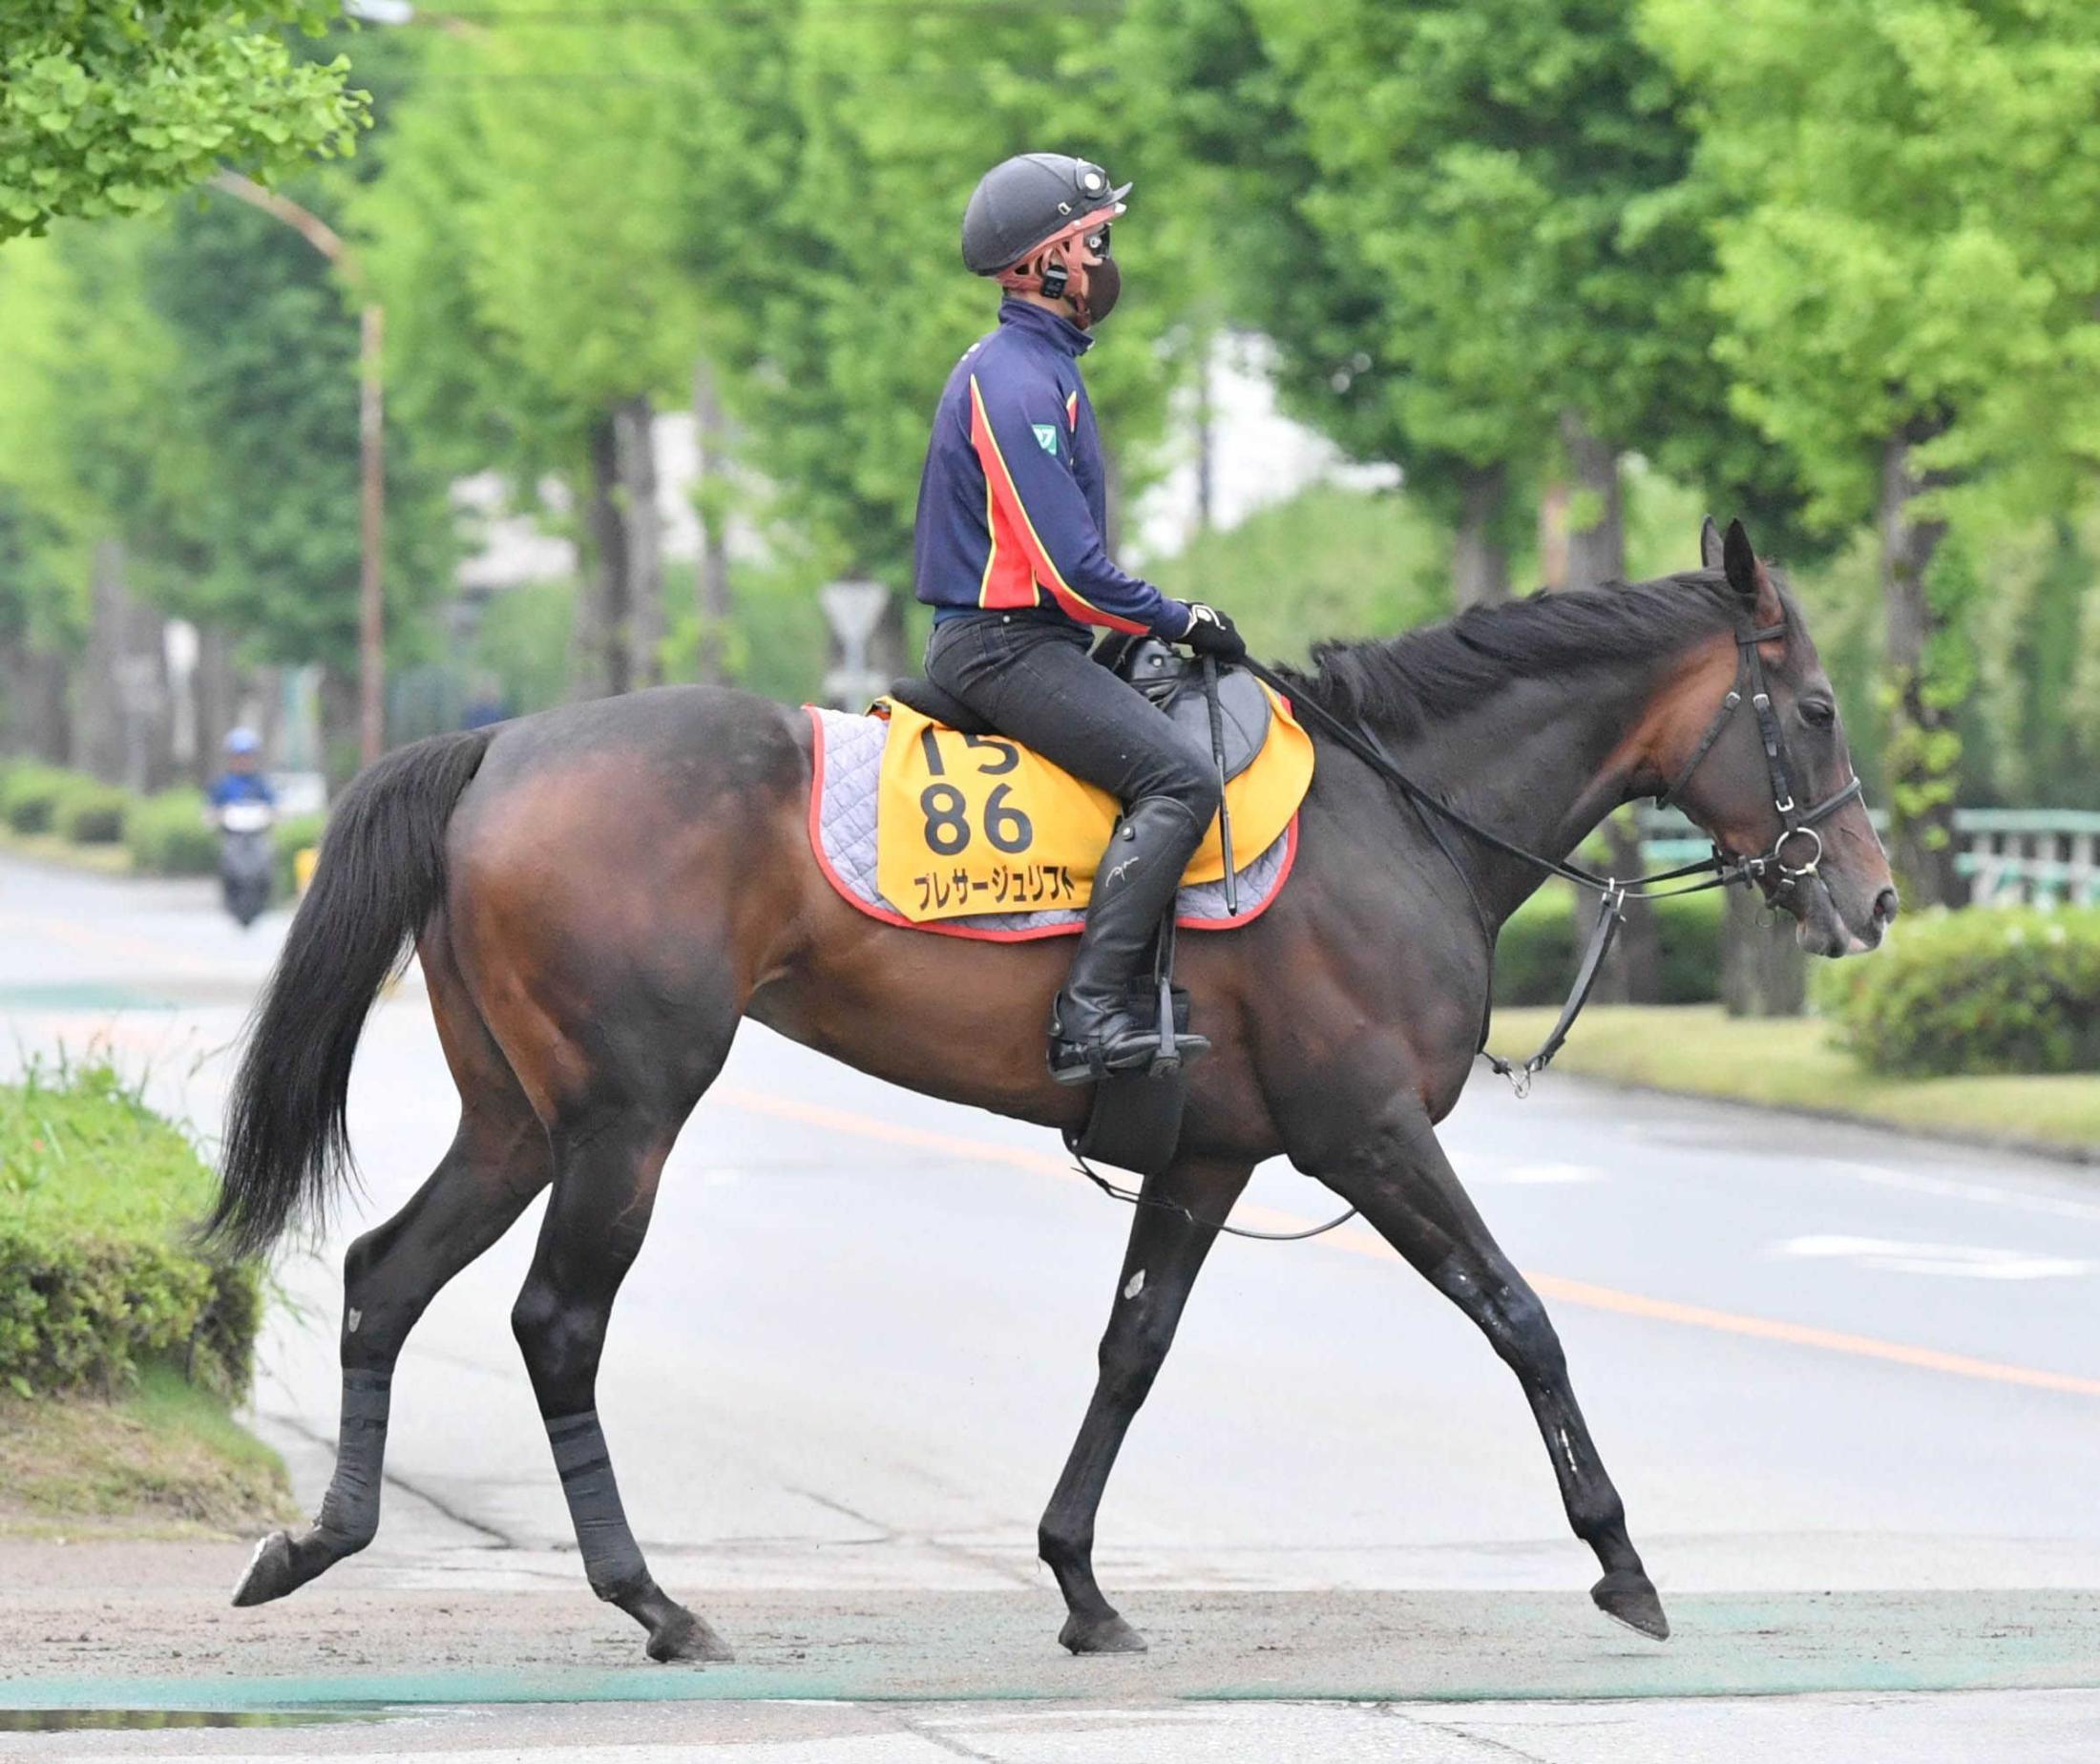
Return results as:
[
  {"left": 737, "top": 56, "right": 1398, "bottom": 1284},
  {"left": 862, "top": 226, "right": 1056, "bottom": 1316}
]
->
[{"left": 224, "top": 726, "right": 262, "bottom": 757}]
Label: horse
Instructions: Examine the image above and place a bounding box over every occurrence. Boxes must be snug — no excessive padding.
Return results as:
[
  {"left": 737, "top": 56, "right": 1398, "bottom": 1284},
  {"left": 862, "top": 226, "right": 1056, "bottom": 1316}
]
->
[{"left": 211, "top": 517, "right": 1895, "bottom": 1662}]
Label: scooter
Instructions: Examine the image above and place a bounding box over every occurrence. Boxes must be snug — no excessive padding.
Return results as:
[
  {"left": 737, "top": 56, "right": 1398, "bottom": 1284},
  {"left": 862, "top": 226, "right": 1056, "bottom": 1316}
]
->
[{"left": 219, "top": 801, "right": 275, "bottom": 928}]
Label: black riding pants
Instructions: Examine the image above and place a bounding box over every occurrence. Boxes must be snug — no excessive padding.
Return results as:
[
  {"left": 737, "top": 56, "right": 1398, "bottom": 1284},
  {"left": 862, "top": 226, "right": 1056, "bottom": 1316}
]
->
[{"left": 923, "top": 612, "right": 1221, "bottom": 827}]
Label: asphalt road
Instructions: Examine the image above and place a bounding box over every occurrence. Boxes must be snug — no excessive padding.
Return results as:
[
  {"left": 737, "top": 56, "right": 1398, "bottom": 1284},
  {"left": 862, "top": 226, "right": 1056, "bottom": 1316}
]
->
[{"left": 5, "top": 850, "right": 2100, "bottom": 1758}]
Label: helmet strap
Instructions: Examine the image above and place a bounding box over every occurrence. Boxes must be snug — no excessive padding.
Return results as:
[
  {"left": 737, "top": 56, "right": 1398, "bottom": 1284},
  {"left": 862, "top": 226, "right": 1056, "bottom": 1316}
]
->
[{"left": 995, "top": 204, "right": 1118, "bottom": 327}]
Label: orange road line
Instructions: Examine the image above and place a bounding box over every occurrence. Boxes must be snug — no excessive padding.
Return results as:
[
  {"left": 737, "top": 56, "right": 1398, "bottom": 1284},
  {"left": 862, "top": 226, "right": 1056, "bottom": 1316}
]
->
[{"left": 713, "top": 1084, "right": 2100, "bottom": 1401}]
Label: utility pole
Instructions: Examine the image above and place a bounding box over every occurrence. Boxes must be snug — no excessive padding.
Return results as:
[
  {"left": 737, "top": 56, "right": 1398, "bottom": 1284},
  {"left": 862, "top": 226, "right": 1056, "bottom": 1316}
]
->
[{"left": 210, "top": 170, "right": 387, "bottom": 766}]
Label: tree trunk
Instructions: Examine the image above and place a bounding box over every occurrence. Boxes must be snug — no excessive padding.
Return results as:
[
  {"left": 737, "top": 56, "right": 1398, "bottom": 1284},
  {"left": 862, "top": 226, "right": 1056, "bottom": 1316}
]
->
[
  {"left": 1537, "top": 478, "right": 1569, "bottom": 593},
  {"left": 1, "top": 638, "right": 72, "bottom": 763},
  {"left": 572, "top": 412, "right": 630, "bottom": 701},
  {"left": 1721, "top": 887, "right": 1807, "bottom": 1017},
  {"left": 1193, "top": 336, "right": 1216, "bottom": 538},
  {"left": 1544, "top": 416, "right": 1660, "bottom": 1004},
  {"left": 692, "top": 356, "right": 733, "bottom": 685},
  {"left": 192, "top": 625, "right": 239, "bottom": 785},
  {"left": 1880, "top": 419, "right": 1963, "bottom": 908},
  {"left": 74, "top": 538, "right": 174, "bottom": 791},
  {"left": 617, "top": 393, "right": 663, "bottom": 689},
  {"left": 318, "top": 665, "right": 361, "bottom": 788},
  {"left": 1452, "top": 461, "right": 1511, "bottom": 609},
  {"left": 1560, "top": 410, "right": 1625, "bottom": 591}
]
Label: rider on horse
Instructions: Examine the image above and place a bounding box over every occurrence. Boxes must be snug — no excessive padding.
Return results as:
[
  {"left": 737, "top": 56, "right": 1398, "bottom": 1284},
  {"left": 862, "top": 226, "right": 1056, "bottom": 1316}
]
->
[{"left": 913, "top": 152, "right": 1246, "bottom": 1085}]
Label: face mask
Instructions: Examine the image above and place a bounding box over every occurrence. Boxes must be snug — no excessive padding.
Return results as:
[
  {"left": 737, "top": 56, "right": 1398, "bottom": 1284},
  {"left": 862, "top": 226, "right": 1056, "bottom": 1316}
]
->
[{"left": 1079, "top": 252, "right": 1121, "bottom": 326}]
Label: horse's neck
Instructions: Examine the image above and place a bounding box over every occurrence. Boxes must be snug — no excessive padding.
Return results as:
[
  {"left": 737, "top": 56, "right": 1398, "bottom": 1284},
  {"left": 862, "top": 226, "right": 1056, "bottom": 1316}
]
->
[{"left": 1383, "top": 662, "right": 1667, "bottom": 932}]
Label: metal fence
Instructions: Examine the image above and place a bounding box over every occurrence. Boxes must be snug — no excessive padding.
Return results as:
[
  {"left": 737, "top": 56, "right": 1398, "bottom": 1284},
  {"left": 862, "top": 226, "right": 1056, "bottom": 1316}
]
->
[{"left": 1637, "top": 808, "right": 2100, "bottom": 909}]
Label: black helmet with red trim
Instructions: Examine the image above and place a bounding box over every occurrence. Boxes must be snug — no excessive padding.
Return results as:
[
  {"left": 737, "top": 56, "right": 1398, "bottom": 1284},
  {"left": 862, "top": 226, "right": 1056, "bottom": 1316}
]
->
[{"left": 961, "top": 153, "right": 1129, "bottom": 276}]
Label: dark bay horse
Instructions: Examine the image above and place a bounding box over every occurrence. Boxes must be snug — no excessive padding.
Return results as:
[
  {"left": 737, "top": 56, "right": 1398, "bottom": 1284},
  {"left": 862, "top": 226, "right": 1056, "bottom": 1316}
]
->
[{"left": 213, "top": 519, "right": 1895, "bottom": 1661}]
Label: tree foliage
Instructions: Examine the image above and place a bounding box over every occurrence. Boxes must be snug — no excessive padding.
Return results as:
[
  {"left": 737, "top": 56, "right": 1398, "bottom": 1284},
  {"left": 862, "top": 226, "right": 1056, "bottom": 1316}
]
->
[
  {"left": 1645, "top": 0, "right": 2100, "bottom": 529},
  {"left": 0, "top": 1, "right": 366, "bottom": 241}
]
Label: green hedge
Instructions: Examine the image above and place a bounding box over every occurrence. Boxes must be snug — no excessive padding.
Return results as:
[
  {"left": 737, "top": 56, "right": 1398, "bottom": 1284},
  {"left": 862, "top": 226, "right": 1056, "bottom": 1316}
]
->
[
  {"left": 53, "top": 779, "right": 132, "bottom": 845},
  {"left": 1820, "top": 906, "right": 2100, "bottom": 1077},
  {"left": 126, "top": 788, "right": 221, "bottom": 875},
  {"left": 0, "top": 762, "right": 81, "bottom": 834},
  {"left": 0, "top": 1060, "right": 261, "bottom": 1399},
  {"left": 1494, "top": 884, "right": 1724, "bottom": 1006}
]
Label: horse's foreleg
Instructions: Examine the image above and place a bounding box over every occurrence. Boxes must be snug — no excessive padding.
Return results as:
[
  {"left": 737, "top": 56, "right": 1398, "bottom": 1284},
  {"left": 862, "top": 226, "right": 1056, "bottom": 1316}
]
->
[
  {"left": 1309, "top": 1098, "right": 1668, "bottom": 1640},
  {"left": 1038, "top": 1155, "right": 1251, "bottom": 1655},
  {"left": 233, "top": 1105, "right": 549, "bottom": 1607}
]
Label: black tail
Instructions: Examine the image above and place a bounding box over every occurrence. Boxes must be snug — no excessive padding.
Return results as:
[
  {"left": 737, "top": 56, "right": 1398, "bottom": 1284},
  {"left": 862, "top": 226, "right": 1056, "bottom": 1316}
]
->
[{"left": 205, "top": 728, "right": 494, "bottom": 1257}]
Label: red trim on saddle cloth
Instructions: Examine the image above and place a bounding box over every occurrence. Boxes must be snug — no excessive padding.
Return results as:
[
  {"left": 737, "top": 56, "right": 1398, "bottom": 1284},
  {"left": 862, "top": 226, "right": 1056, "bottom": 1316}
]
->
[{"left": 802, "top": 704, "right": 1299, "bottom": 942}]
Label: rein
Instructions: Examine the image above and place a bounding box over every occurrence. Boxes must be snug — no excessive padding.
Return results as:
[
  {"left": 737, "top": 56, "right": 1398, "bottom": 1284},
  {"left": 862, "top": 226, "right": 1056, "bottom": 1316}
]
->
[
  {"left": 1238, "top": 621, "right": 1864, "bottom": 1092},
  {"left": 1062, "top": 618, "right": 1861, "bottom": 1246}
]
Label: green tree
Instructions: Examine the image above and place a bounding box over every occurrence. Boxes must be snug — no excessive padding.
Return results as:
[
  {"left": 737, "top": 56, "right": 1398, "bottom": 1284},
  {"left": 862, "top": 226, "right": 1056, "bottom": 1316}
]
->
[
  {"left": 1646, "top": 0, "right": 2100, "bottom": 903},
  {"left": 0, "top": 1, "right": 366, "bottom": 240}
]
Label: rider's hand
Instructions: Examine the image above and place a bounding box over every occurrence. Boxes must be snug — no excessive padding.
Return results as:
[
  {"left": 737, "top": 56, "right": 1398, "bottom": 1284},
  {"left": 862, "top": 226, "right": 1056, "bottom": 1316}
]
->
[{"left": 1180, "top": 601, "right": 1246, "bottom": 662}]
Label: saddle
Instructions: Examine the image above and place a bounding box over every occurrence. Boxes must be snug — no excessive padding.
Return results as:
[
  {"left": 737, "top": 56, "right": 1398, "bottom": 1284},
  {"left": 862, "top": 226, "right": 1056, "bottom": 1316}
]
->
[
  {"left": 888, "top": 638, "right": 1273, "bottom": 782},
  {"left": 887, "top": 639, "right": 1272, "bottom": 1181}
]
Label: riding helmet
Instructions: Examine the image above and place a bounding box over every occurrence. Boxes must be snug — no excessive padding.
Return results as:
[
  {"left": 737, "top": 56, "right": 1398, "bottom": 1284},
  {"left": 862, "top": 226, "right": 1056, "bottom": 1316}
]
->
[{"left": 961, "top": 153, "right": 1131, "bottom": 276}]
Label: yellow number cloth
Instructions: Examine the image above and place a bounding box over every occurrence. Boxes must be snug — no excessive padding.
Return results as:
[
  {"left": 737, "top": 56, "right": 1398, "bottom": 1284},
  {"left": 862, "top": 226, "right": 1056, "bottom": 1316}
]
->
[{"left": 873, "top": 687, "right": 1315, "bottom": 924}]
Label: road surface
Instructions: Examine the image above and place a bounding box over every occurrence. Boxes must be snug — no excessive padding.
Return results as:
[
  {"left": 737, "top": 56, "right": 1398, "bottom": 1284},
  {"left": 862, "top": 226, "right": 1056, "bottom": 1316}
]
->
[{"left": 3, "top": 850, "right": 2098, "bottom": 1758}]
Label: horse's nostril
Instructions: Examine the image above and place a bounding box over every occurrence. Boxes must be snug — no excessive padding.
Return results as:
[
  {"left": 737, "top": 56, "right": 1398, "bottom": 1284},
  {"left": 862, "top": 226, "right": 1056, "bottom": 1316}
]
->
[{"left": 1872, "top": 885, "right": 1900, "bottom": 925}]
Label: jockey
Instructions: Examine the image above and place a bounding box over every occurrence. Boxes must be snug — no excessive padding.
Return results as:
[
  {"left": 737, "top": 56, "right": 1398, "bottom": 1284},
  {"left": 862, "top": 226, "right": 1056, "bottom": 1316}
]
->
[{"left": 913, "top": 152, "right": 1245, "bottom": 1085}]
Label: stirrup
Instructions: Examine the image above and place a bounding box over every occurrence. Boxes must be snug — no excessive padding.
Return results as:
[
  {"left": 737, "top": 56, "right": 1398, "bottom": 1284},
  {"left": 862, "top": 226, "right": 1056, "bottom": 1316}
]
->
[{"left": 1048, "top": 1022, "right": 1211, "bottom": 1087}]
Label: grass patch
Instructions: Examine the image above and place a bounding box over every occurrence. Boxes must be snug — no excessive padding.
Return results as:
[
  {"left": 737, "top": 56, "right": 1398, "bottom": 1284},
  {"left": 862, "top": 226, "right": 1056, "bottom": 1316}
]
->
[
  {"left": 0, "top": 1059, "right": 284, "bottom": 1530},
  {"left": 1487, "top": 1004, "right": 2100, "bottom": 1156},
  {"left": 2, "top": 1060, "right": 262, "bottom": 1388},
  {"left": 0, "top": 1363, "right": 294, "bottom": 1538},
  {"left": 0, "top": 826, "right": 135, "bottom": 874}
]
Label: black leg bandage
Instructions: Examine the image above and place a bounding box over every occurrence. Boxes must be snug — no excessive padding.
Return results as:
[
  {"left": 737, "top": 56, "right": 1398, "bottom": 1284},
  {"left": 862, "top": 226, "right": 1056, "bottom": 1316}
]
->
[
  {"left": 314, "top": 1369, "right": 390, "bottom": 1553},
  {"left": 546, "top": 1410, "right": 648, "bottom": 1601}
]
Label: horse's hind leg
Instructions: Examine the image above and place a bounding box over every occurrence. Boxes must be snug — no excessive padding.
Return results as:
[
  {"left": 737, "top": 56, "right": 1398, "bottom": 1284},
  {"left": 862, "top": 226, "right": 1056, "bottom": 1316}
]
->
[
  {"left": 235, "top": 932, "right": 551, "bottom": 1606},
  {"left": 509, "top": 1028, "right": 737, "bottom": 1665},
  {"left": 1305, "top": 1096, "right": 1667, "bottom": 1640},
  {"left": 1038, "top": 1155, "right": 1252, "bottom": 1655}
]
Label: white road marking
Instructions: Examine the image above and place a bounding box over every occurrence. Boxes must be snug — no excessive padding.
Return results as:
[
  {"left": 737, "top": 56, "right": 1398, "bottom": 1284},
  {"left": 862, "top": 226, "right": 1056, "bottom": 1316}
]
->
[
  {"left": 1485, "top": 1162, "right": 1602, "bottom": 1185},
  {"left": 1779, "top": 1235, "right": 2091, "bottom": 1280},
  {"left": 1814, "top": 1158, "right": 2100, "bottom": 1226}
]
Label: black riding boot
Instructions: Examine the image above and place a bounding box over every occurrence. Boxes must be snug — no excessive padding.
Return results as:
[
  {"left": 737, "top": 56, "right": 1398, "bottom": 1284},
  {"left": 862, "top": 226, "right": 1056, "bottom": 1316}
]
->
[{"left": 1048, "top": 796, "right": 1212, "bottom": 1085}]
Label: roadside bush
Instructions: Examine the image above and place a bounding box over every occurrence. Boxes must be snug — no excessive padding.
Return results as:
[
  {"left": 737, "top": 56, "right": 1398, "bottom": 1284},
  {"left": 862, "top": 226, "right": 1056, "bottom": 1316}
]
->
[
  {"left": 273, "top": 810, "right": 326, "bottom": 894},
  {"left": 52, "top": 779, "right": 134, "bottom": 845},
  {"left": 1494, "top": 884, "right": 1723, "bottom": 1006},
  {"left": 0, "top": 762, "right": 79, "bottom": 834},
  {"left": 0, "top": 1060, "right": 261, "bottom": 1399},
  {"left": 1820, "top": 906, "right": 2100, "bottom": 1077},
  {"left": 125, "top": 789, "right": 220, "bottom": 876}
]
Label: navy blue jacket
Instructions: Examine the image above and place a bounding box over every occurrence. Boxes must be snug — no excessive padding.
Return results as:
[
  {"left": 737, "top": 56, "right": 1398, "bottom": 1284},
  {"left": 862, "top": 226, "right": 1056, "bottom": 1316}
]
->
[{"left": 913, "top": 298, "right": 1190, "bottom": 639}]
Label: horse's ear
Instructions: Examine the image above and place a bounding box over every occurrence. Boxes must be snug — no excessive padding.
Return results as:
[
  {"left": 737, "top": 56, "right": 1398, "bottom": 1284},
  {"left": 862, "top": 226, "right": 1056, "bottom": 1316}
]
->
[
  {"left": 1699, "top": 515, "right": 1724, "bottom": 571},
  {"left": 1722, "top": 517, "right": 1781, "bottom": 623}
]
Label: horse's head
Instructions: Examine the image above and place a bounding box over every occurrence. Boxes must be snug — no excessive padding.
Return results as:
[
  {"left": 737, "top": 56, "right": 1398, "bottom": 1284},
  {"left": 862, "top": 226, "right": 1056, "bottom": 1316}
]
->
[{"left": 1650, "top": 517, "right": 1898, "bottom": 957}]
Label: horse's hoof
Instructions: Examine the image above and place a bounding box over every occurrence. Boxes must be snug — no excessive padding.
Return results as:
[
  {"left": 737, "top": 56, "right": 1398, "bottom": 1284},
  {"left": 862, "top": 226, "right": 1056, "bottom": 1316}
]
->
[
  {"left": 230, "top": 1531, "right": 298, "bottom": 1607},
  {"left": 1059, "top": 1610, "right": 1149, "bottom": 1654},
  {"left": 1591, "top": 1568, "right": 1670, "bottom": 1640},
  {"left": 645, "top": 1606, "right": 735, "bottom": 1664}
]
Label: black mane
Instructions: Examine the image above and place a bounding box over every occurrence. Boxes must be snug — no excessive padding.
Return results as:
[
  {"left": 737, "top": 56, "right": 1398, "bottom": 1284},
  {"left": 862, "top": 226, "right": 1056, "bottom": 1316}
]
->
[{"left": 1278, "top": 570, "right": 1747, "bottom": 739}]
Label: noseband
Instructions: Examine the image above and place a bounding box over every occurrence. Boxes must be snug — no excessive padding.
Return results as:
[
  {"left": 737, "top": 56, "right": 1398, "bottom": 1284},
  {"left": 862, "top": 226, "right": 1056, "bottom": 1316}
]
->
[{"left": 1654, "top": 621, "right": 1865, "bottom": 893}]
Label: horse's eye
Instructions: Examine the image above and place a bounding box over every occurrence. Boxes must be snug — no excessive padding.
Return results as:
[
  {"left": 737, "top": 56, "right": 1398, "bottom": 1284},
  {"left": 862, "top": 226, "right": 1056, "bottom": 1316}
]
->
[{"left": 1798, "top": 699, "right": 1836, "bottom": 729}]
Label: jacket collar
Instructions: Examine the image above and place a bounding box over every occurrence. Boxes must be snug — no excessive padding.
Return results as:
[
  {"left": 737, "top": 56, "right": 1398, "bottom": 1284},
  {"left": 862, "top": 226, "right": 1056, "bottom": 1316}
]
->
[{"left": 998, "top": 293, "right": 1092, "bottom": 358}]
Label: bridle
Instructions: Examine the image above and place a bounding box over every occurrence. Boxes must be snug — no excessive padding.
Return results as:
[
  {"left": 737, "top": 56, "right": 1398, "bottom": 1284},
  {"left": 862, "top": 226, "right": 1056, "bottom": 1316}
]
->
[
  {"left": 1074, "top": 620, "right": 1867, "bottom": 1247},
  {"left": 1234, "top": 617, "right": 1867, "bottom": 1091},
  {"left": 1653, "top": 620, "right": 1864, "bottom": 898}
]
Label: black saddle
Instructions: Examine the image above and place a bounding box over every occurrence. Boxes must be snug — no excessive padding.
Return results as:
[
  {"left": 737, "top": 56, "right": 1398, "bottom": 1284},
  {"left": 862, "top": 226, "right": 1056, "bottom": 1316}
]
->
[{"left": 887, "top": 637, "right": 1271, "bottom": 780}]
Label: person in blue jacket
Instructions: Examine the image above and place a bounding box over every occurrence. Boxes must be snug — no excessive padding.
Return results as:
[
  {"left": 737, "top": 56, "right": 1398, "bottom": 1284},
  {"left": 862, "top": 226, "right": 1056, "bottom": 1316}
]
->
[
  {"left": 206, "top": 727, "right": 277, "bottom": 817},
  {"left": 914, "top": 153, "right": 1245, "bottom": 1085}
]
